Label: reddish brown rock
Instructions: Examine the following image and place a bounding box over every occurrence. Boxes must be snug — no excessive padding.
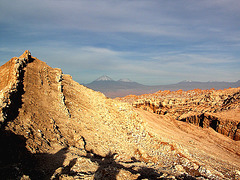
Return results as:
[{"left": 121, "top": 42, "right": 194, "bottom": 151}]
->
[{"left": 118, "top": 86, "right": 240, "bottom": 141}]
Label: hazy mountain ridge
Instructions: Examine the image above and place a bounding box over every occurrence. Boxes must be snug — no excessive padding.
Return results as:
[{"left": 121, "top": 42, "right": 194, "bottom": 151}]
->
[
  {"left": 85, "top": 76, "right": 240, "bottom": 98},
  {"left": 85, "top": 76, "right": 146, "bottom": 93}
]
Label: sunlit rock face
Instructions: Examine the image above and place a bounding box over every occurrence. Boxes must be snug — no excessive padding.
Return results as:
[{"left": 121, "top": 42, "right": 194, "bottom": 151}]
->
[{"left": 120, "top": 88, "right": 240, "bottom": 140}]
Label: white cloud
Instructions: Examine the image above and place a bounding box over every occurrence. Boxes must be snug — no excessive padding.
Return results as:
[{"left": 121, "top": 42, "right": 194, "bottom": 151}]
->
[
  {"left": 33, "top": 45, "right": 238, "bottom": 83},
  {"left": 1, "top": 44, "right": 239, "bottom": 85},
  {"left": 1, "top": 0, "right": 239, "bottom": 39},
  {"left": 1, "top": 0, "right": 240, "bottom": 84},
  {"left": 152, "top": 53, "right": 236, "bottom": 66}
]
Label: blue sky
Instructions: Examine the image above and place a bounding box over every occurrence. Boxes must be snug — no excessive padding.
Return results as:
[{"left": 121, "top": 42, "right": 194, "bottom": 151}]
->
[{"left": 0, "top": 0, "right": 240, "bottom": 85}]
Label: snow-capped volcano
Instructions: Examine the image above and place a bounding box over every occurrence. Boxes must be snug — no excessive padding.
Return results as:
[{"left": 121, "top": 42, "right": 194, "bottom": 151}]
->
[
  {"left": 86, "top": 75, "right": 240, "bottom": 98},
  {"left": 94, "top": 75, "right": 114, "bottom": 81}
]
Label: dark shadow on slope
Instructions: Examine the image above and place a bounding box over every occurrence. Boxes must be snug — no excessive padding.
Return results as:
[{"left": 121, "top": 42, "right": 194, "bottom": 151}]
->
[
  {"left": 79, "top": 136, "right": 199, "bottom": 179},
  {"left": 0, "top": 130, "right": 35, "bottom": 179},
  {"left": 1, "top": 69, "right": 25, "bottom": 128},
  {"left": 59, "top": 158, "right": 78, "bottom": 177},
  {"left": 81, "top": 150, "right": 198, "bottom": 180},
  {"left": 234, "top": 122, "right": 240, "bottom": 140},
  {"left": 79, "top": 136, "right": 163, "bottom": 179},
  {"left": 0, "top": 129, "right": 198, "bottom": 180},
  {"left": 0, "top": 130, "right": 70, "bottom": 180},
  {"left": 1, "top": 56, "right": 35, "bottom": 129},
  {"left": 79, "top": 150, "right": 163, "bottom": 180},
  {"left": 34, "top": 147, "right": 69, "bottom": 180},
  {"left": 0, "top": 55, "right": 71, "bottom": 179}
]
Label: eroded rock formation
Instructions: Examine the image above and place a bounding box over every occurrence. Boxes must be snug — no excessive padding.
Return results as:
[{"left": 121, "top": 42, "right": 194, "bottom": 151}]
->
[
  {"left": 118, "top": 88, "right": 240, "bottom": 141},
  {"left": 0, "top": 51, "right": 240, "bottom": 179}
]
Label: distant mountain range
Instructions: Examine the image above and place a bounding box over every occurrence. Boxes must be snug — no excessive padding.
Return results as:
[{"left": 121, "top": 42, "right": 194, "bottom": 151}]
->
[
  {"left": 85, "top": 75, "right": 240, "bottom": 98},
  {"left": 94, "top": 75, "right": 134, "bottom": 83}
]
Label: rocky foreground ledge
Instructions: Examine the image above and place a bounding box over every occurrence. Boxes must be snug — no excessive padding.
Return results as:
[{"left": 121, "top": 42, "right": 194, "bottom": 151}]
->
[{"left": 0, "top": 51, "right": 240, "bottom": 179}]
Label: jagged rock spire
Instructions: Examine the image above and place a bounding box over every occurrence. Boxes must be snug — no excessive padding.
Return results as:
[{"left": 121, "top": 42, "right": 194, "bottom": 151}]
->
[{"left": 19, "top": 50, "right": 31, "bottom": 59}]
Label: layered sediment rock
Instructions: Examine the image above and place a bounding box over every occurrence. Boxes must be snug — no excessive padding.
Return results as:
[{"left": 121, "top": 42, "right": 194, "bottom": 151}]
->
[{"left": 119, "top": 88, "right": 240, "bottom": 140}]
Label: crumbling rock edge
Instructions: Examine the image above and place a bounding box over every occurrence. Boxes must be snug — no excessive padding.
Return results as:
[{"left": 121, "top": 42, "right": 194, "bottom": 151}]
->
[
  {"left": 0, "top": 50, "right": 33, "bottom": 128},
  {"left": 179, "top": 112, "right": 240, "bottom": 141},
  {"left": 120, "top": 88, "right": 240, "bottom": 141}
]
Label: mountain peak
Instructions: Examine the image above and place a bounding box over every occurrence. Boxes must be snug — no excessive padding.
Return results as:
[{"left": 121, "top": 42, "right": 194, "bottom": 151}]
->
[
  {"left": 181, "top": 80, "right": 193, "bottom": 83},
  {"left": 19, "top": 50, "right": 31, "bottom": 59},
  {"left": 118, "top": 78, "right": 133, "bottom": 82},
  {"left": 95, "top": 75, "right": 114, "bottom": 81}
]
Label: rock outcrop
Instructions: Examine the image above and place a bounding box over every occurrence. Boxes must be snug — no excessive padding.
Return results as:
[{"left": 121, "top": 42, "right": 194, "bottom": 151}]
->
[
  {"left": 0, "top": 51, "right": 240, "bottom": 179},
  {"left": 0, "top": 50, "right": 33, "bottom": 127},
  {"left": 118, "top": 88, "right": 240, "bottom": 141}
]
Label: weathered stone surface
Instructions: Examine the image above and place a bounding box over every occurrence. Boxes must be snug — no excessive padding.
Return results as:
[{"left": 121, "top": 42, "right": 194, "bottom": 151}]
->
[{"left": 119, "top": 88, "right": 240, "bottom": 140}]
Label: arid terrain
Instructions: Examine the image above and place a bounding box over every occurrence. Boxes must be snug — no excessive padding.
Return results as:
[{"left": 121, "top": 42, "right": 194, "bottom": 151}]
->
[
  {"left": 0, "top": 51, "right": 240, "bottom": 180},
  {"left": 117, "top": 88, "right": 240, "bottom": 141}
]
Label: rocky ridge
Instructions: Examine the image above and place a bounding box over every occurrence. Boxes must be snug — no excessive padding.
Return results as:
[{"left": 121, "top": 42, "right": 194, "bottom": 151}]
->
[
  {"left": 117, "top": 88, "right": 240, "bottom": 141},
  {"left": 0, "top": 50, "right": 33, "bottom": 127},
  {"left": 0, "top": 51, "right": 240, "bottom": 179}
]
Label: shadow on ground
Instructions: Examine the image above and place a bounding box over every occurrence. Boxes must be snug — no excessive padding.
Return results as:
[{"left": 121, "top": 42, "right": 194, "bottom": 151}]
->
[
  {"left": 0, "top": 130, "right": 75, "bottom": 180},
  {"left": 0, "top": 130, "right": 197, "bottom": 180},
  {"left": 78, "top": 148, "right": 163, "bottom": 180}
]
